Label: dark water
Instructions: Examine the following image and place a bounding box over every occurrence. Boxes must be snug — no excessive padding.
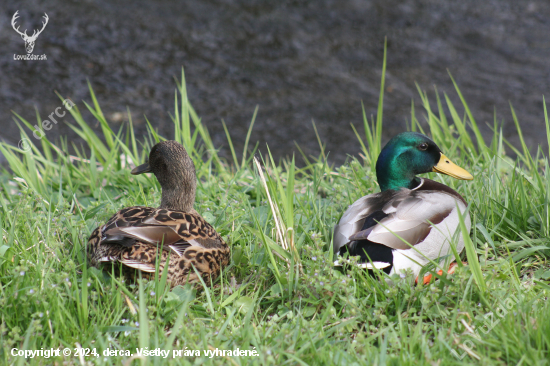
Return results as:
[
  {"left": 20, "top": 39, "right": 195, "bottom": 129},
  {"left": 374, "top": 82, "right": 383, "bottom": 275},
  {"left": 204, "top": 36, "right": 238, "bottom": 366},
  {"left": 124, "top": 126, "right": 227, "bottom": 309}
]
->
[{"left": 2, "top": 0, "right": 550, "bottom": 164}]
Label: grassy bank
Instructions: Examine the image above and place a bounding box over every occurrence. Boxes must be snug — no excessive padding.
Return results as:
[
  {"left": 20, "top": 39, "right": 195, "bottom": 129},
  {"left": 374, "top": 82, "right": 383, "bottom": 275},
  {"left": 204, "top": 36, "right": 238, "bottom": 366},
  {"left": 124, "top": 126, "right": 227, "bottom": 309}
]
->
[{"left": 0, "top": 65, "right": 549, "bottom": 365}]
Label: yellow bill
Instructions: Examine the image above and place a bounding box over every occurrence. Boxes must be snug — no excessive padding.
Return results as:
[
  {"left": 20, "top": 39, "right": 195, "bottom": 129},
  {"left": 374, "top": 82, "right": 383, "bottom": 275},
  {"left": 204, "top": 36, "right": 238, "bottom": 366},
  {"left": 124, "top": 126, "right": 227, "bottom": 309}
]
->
[{"left": 433, "top": 154, "right": 473, "bottom": 180}]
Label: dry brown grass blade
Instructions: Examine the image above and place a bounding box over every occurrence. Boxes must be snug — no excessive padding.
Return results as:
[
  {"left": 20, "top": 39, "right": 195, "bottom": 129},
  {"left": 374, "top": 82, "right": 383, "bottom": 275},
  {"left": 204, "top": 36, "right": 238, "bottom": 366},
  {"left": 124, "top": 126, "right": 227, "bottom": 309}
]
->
[{"left": 253, "top": 156, "right": 289, "bottom": 251}]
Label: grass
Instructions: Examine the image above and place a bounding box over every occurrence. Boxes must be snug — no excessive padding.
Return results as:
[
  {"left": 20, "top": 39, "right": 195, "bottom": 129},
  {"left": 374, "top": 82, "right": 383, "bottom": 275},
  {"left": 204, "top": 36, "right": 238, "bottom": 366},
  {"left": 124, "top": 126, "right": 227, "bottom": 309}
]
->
[{"left": 0, "top": 63, "right": 549, "bottom": 365}]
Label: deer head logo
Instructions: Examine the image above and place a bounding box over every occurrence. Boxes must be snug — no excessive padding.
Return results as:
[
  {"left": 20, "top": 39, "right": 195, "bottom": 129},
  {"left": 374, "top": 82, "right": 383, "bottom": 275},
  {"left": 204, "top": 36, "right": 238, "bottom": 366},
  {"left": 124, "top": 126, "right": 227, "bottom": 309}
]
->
[{"left": 11, "top": 11, "right": 49, "bottom": 54}]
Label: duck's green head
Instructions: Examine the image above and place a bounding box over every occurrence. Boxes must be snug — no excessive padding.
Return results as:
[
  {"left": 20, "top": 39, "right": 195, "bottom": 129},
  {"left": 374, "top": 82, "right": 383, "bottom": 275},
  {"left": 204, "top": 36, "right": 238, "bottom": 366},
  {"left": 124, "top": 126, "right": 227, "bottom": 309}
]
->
[{"left": 375, "top": 132, "right": 473, "bottom": 191}]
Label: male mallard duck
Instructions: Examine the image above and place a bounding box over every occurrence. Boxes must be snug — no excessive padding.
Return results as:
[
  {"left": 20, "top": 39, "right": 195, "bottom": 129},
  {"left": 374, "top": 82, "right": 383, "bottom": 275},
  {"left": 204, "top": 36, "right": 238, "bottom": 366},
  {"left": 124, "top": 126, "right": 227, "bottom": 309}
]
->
[
  {"left": 333, "top": 132, "right": 473, "bottom": 281},
  {"left": 87, "top": 140, "right": 230, "bottom": 286}
]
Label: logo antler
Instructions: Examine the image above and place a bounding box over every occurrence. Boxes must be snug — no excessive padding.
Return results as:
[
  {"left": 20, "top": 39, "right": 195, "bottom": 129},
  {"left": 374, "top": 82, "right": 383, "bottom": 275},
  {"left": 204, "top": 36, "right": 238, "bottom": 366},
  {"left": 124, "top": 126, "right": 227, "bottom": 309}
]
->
[{"left": 11, "top": 11, "right": 49, "bottom": 54}]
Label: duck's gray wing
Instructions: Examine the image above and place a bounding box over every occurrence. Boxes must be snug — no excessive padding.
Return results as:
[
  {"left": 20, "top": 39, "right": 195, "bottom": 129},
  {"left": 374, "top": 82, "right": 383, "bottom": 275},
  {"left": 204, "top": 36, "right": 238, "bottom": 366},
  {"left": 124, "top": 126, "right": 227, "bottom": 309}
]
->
[
  {"left": 333, "top": 189, "right": 406, "bottom": 254},
  {"left": 350, "top": 191, "right": 462, "bottom": 250}
]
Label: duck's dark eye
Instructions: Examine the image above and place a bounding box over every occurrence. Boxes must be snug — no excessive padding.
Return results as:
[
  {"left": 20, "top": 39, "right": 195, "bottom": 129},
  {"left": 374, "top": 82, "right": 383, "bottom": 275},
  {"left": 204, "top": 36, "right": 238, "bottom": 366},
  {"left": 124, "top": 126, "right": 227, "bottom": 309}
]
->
[{"left": 418, "top": 142, "right": 429, "bottom": 151}]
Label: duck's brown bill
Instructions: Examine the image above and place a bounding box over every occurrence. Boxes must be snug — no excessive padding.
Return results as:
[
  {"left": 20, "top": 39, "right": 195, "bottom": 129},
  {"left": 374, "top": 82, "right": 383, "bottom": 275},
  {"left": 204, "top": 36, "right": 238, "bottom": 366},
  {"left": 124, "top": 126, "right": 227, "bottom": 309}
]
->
[
  {"left": 131, "top": 162, "right": 152, "bottom": 175},
  {"left": 432, "top": 154, "right": 473, "bottom": 180}
]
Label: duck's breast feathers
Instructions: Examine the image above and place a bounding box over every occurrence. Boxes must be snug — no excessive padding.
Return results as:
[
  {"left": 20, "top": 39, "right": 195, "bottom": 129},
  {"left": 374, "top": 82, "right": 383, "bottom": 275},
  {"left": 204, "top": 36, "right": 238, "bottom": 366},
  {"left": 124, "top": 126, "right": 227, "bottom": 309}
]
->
[
  {"left": 334, "top": 178, "right": 469, "bottom": 253},
  {"left": 100, "top": 206, "right": 225, "bottom": 256}
]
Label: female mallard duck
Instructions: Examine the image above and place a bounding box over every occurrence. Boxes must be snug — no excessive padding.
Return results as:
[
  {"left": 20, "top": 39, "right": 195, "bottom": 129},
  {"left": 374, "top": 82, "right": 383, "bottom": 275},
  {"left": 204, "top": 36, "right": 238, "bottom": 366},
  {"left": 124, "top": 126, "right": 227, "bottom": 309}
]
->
[
  {"left": 87, "top": 140, "right": 230, "bottom": 286},
  {"left": 333, "top": 132, "right": 473, "bottom": 281}
]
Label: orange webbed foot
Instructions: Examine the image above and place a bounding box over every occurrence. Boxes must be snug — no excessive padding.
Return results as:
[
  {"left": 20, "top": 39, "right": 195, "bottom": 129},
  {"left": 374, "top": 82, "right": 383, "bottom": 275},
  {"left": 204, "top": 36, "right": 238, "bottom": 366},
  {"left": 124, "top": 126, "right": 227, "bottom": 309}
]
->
[{"left": 415, "top": 262, "right": 467, "bottom": 284}]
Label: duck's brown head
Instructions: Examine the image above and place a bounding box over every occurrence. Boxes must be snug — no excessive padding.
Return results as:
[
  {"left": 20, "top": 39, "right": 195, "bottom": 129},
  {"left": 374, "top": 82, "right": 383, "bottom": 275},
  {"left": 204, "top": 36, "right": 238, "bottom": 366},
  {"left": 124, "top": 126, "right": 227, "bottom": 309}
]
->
[{"left": 132, "top": 140, "right": 196, "bottom": 212}]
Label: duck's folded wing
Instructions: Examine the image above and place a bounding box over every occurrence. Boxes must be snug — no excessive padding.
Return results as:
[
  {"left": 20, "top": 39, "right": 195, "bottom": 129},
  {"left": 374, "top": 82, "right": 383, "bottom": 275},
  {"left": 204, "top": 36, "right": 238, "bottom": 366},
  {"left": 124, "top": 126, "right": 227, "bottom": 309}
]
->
[
  {"left": 102, "top": 225, "right": 191, "bottom": 256},
  {"left": 351, "top": 191, "right": 460, "bottom": 249},
  {"left": 101, "top": 209, "right": 224, "bottom": 256},
  {"left": 333, "top": 190, "right": 405, "bottom": 254},
  {"left": 141, "top": 211, "right": 224, "bottom": 248},
  {"left": 104, "top": 226, "right": 183, "bottom": 246}
]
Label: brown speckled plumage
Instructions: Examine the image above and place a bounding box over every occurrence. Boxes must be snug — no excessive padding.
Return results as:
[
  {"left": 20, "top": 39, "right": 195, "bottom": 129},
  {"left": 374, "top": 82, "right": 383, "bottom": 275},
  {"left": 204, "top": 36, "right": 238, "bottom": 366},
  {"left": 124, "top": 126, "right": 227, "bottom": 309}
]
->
[{"left": 87, "top": 141, "right": 230, "bottom": 286}]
